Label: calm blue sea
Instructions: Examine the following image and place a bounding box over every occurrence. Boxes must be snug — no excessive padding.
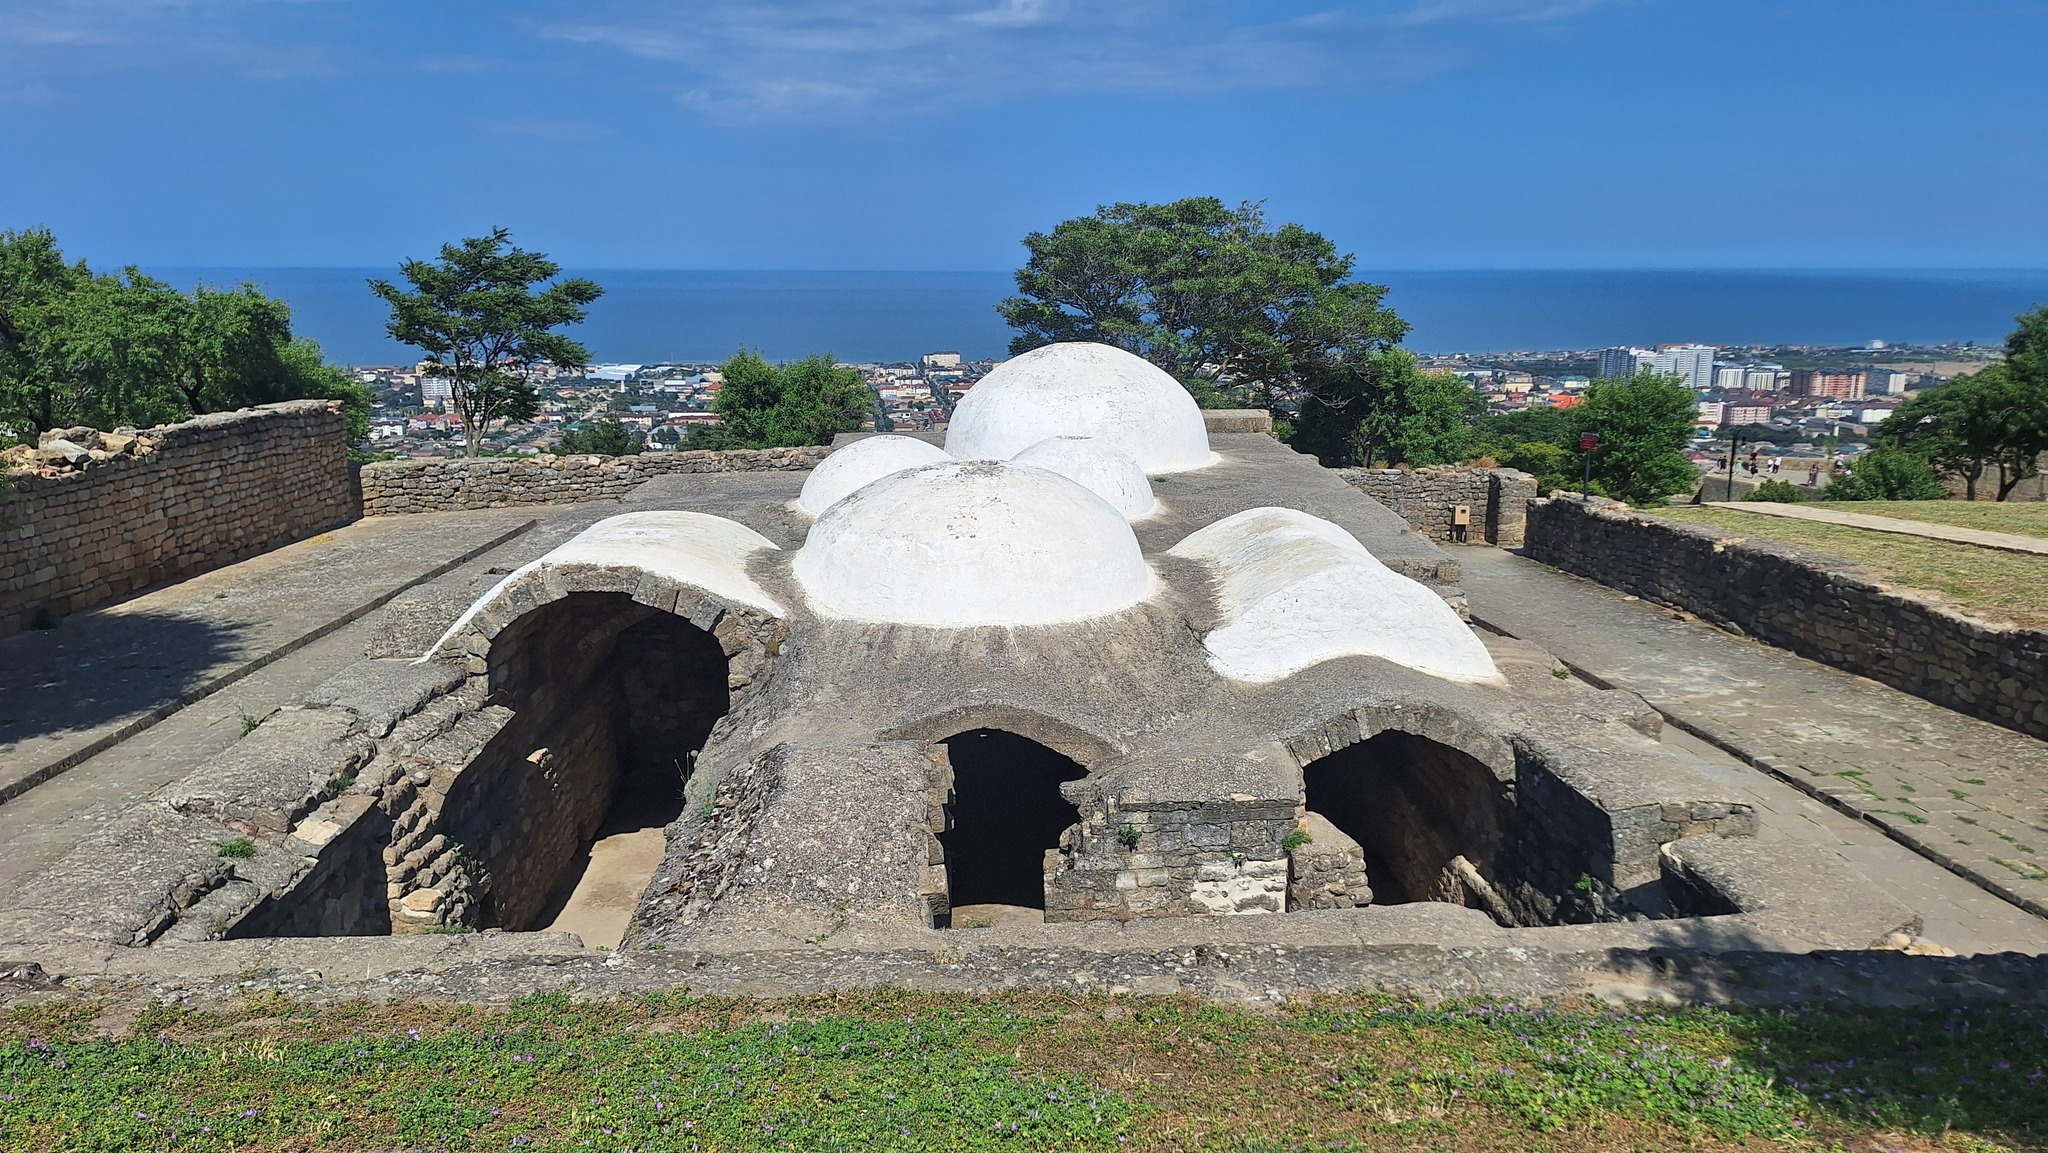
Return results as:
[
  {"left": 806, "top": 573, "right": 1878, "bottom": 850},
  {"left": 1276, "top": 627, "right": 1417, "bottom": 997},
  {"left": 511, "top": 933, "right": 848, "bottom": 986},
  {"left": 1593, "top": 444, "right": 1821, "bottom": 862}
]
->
[{"left": 149, "top": 267, "right": 2048, "bottom": 366}]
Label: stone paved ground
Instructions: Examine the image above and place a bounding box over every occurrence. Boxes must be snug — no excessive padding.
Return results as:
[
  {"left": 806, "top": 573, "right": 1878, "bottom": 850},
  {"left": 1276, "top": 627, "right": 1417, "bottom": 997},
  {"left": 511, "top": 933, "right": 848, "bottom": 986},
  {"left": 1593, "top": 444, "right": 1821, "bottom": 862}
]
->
[
  {"left": 0, "top": 510, "right": 537, "bottom": 802},
  {"left": 1461, "top": 545, "right": 2048, "bottom": 950},
  {"left": 0, "top": 502, "right": 632, "bottom": 891}
]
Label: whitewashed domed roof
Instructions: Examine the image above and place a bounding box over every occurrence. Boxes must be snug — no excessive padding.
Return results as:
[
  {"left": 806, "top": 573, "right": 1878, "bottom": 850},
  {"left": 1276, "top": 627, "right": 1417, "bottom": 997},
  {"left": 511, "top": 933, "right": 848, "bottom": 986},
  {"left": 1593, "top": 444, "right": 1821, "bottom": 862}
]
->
[
  {"left": 1010, "top": 436, "right": 1157, "bottom": 519},
  {"left": 796, "top": 434, "right": 950, "bottom": 516},
  {"left": 1167, "top": 507, "right": 1500, "bottom": 684},
  {"left": 791, "top": 460, "right": 1154, "bottom": 627},
  {"left": 945, "top": 342, "right": 1217, "bottom": 474}
]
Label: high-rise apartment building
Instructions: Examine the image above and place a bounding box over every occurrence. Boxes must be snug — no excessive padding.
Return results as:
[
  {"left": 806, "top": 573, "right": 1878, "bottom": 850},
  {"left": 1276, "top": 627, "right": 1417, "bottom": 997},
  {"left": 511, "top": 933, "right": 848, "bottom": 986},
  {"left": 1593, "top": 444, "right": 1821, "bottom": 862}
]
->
[
  {"left": 1597, "top": 347, "right": 1651, "bottom": 379},
  {"left": 1789, "top": 370, "right": 1866, "bottom": 400},
  {"left": 1649, "top": 344, "right": 1717, "bottom": 392}
]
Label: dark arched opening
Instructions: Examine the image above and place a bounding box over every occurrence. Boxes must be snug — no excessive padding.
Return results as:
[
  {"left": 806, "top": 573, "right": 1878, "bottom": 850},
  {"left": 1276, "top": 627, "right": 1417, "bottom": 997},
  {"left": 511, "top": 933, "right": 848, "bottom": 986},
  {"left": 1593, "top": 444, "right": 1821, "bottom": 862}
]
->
[
  {"left": 449, "top": 593, "right": 731, "bottom": 935},
  {"left": 937, "top": 729, "right": 1087, "bottom": 925},
  {"left": 1301, "top": 730, "right": 1510, "bottom": 908}
]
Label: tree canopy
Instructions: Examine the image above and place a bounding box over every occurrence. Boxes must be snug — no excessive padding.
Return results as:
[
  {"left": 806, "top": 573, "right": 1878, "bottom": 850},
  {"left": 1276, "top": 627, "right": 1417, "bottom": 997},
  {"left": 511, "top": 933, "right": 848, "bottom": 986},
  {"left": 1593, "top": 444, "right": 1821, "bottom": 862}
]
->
[
  {"left": 1291, "top": 350, "right": 1475, "bottom": 468},
  {"left": 1570, "top": 371, "right": 1701, "bottom": 505},
  {"left": 998, "top": 198, "right": 1407, "bottom": 410},
  {"left": 1872, "top": 307, "right": 2048, "bottom": 501},
  {"left": 370, "top": 229, "right": 602, "bottom": 457},
  {"left": 0, "top": 228, "right": 365, "bottom": 442},
  {"left": 557, "top": 416, "right": 644, "bottom": 456},
  {"left": 1822, "top": 445, "right": 1948, "bottom": 501},
  {"left": 687, "top": 351, "right": 872, "bottom": 450}
]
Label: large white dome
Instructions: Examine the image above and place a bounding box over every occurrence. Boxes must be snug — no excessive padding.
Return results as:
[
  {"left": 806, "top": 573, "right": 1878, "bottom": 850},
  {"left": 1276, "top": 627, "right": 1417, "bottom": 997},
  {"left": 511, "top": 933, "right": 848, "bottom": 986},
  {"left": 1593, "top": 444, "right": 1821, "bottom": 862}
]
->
[
  {"left": 945, "top": 342, "right": 1216, "bottom": 474},
  {"left": 791, "top": 460, "right": 1154, "bottom": 628},
  {"left": 1011, "top": 436, "right": 1156, "bottom": 519},
  {"left": 796, "top": 434, "right": 950, "bottom": 516}
]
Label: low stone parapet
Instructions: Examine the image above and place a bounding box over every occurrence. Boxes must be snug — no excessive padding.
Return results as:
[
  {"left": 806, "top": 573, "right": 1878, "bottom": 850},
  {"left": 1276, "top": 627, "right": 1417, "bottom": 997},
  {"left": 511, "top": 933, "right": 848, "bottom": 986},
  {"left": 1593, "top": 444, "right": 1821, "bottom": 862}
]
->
[
  {"left": 1338, "top": 466, "right": 1537, "bottom": 546},
  {"left": 358, "top": 446, "right": 831, "bottom": 515},
  {"left": 1524, "top": 496, "right": 2048, "bottom": 741},
  {"left": 0, "top": 401, "right": 356, "bottom": 637}
]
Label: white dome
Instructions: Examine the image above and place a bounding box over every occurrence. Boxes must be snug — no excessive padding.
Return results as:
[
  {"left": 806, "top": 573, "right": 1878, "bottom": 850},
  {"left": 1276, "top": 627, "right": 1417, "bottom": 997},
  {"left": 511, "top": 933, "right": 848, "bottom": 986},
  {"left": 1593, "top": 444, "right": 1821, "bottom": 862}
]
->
[
  {"left": 1167, "top": 508, "right": 1501, "bottom": 685},
  {"left": 1010, "top": 436, "right": 1156, "bottom": 519},
  {"left": 796, "top": 435, "right": 950, "bottom": 516},
  {"left": 945, "top": 342, "right": 1216, "bottom": 474},
  {"left": 791, "top": 460, "right": 1154, "bottom": 628}
]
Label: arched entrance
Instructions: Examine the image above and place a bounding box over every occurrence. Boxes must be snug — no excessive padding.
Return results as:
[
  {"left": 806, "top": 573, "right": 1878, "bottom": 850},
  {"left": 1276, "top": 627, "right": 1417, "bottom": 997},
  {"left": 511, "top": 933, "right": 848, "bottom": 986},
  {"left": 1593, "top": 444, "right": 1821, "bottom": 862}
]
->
[
  {"left": 1301, "top": 729, "right": 1510, "bottom": 909},
  {"left": 446, "top": 593, "right": 732, "bottom": 936},
  {"left": 936, "top": 728, "right": 1087, "bottom": 926}
]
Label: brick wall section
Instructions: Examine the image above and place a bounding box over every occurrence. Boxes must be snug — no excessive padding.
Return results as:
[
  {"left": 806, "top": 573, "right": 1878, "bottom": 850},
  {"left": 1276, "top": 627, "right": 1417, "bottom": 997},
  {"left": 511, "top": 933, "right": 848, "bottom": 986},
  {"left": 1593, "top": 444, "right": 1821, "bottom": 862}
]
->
[
  {"left": 1338, "top": 466, "right": 1538, "bottom": 546},
  {"left": 0, "top": 401, "right": 355, "bottom": 638},
  {"left": 358, "top": 446, "right": 830, "bottom": 515},
  {"left": 1524, "top": 496, "right": 2048, "bottom": 741}
]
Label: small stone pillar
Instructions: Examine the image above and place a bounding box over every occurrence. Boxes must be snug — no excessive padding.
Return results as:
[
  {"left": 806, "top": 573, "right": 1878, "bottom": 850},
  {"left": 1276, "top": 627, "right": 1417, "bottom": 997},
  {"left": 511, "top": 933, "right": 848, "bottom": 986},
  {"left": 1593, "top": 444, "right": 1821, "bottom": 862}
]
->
[{"left": 1287, "top": 812, "right": 1372, "bottom": 910}]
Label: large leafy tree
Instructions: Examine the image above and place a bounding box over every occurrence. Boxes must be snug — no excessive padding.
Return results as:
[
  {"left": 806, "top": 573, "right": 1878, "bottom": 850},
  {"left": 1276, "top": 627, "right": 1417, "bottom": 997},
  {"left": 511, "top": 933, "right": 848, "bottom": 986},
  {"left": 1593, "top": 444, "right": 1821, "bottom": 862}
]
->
[
  {"left": 1879, "top": 365, "right": 2045, "bottom": 500},
  {"left": 1, "top": 228, "right": 365, "bottom": 438},
  {"left": 694, "top": 350, "right": 871, "bottom": 449},
  {"left": 1292, "top": 349, "right": 1473, "bottom": 467},
  {"left": 370, "top": 229, "right": 602, "bottom": 456},
  {"left": 1570, "top": 370, "right": 1700, "bottom": 505},
  {"left": 998, "top": 198, "right": 1407, "bottom": 410}
]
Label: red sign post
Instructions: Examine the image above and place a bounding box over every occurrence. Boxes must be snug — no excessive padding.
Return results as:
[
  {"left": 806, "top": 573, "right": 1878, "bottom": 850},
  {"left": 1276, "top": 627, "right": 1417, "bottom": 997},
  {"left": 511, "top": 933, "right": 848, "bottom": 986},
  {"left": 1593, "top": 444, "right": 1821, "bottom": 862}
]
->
[{"left": 1579, "top": 433, "right": 1598, "bottom": 497}]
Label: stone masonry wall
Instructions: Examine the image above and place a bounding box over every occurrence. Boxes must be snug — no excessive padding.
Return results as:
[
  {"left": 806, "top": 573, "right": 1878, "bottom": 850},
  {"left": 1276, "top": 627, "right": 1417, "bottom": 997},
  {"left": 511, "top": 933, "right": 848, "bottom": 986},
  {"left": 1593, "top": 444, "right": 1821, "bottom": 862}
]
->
[
  {"left": 359, "top": 446, "right": 830, "bottom": 515},
  {"left": 0, "top": 401, "right": 356, "bottom": 638},
  {"left": 1525, "top": 496, "right": 2048, "bottom": 742},
  {"left": 1338, "top": 467, "right": 1537, "bottom": 547}
]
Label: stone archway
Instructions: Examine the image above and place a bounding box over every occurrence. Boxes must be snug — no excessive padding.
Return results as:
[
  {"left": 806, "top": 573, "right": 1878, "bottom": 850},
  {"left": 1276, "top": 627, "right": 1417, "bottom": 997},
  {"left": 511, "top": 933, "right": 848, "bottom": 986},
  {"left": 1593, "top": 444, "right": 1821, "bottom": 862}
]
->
[
  {"left": 442, "top": 592, "right": 734, "bottom": 934},
  {"left": 1300, "top": 728, "right": 1511, "bottom": 909},
  {"left": 932, "top": 728, "right": 1088, "bottom": 926}
]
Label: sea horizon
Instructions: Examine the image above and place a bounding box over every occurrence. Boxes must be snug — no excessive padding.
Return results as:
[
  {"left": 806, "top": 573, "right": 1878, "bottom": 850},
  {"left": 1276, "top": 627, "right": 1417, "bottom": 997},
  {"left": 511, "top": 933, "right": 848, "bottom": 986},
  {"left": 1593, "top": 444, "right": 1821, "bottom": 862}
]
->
[{"left": 148, "top": 266, "right": 2048, "bottom": 367}]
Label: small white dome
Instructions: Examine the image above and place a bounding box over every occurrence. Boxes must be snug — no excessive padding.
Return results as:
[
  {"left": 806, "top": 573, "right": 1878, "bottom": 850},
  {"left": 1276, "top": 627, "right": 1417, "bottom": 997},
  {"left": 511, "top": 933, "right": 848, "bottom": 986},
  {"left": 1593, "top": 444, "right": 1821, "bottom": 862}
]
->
[
  {"left": 1168, "top": 508, "right": 1501, "bottom": 685},
  {"left": 791, "top": 460, "right": 1154, "bottom": 628},
  {"left": 796, "top": 435, "right": 950, "bottom": 516},
  {"left": 945, "top": 342, "right": 1216, "bottom": 474},
  {"left": 1010, "top": 436, "right": 1157, "bottom": 519}
]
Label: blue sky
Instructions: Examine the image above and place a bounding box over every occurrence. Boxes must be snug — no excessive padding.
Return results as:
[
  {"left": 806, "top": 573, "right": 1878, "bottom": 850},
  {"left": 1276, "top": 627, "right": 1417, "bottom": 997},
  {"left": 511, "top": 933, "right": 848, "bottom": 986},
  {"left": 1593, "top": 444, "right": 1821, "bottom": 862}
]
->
[{"left": 3, "top": 0, "right": 2045, "bottom": 270}]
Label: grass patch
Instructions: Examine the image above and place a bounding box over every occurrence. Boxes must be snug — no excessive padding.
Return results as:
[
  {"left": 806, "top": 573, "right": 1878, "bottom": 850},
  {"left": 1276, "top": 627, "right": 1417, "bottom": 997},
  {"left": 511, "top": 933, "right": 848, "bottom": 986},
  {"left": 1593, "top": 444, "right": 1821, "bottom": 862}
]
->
[
  {"left": 1799, "top": 500, "right": 2048, "bottom": 537},
  {"left": 3, "top": 991, "right": 2047, "bottom": 1151},
  {"left": 1649, "top": 507, "right": 2048, "bottom": 628}
]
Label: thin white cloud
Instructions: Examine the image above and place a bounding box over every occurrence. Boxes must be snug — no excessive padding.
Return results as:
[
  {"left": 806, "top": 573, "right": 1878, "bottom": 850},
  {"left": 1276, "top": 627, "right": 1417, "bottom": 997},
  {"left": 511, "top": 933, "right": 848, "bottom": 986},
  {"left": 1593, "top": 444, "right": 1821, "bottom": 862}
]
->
[{"left": 546, "top": 0, "right": 1617, "bottom": 123}]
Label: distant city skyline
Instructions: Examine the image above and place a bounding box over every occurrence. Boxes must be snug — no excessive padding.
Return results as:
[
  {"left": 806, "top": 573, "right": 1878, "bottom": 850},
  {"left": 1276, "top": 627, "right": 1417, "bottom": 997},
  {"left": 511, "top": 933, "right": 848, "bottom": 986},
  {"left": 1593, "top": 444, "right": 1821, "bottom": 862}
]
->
[{"left": 4, "top": 2, "right": 2046, "bottom": 271}]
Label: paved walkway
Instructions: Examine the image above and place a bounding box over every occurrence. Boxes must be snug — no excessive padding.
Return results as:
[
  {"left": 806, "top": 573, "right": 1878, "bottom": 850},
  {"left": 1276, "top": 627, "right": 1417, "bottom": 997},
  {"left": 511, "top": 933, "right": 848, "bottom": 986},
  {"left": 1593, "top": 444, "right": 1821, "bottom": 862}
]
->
[
  {"left": 1716, "top": 501, "right": 2048, "bottom": 555},
  {"left": 1460, "top": 546, "right": 2048, "bottom": 952},
  {"left": 0, "top": 510, "right": 536, "bottom": 803}
]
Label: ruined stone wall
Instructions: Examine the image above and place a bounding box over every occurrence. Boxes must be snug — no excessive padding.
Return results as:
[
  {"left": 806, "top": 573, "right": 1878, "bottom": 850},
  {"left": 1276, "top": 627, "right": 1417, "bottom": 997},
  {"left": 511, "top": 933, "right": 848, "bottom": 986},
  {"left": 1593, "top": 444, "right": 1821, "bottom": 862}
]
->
[
  {"left": 1525, "top": 496, "right": 2048, "bottom": 741},
  {"left": 1337, "top": 467, "right": 1537, "bottom": 546},
  {"left": 358, "top": 446, "right": 830, "bottom": 515},
  {"left": 1044, "top": 797, "right": 1295, "bottom": 922},
  {"left": 0, "top": 401, "right": 355, "bottom": 637}
]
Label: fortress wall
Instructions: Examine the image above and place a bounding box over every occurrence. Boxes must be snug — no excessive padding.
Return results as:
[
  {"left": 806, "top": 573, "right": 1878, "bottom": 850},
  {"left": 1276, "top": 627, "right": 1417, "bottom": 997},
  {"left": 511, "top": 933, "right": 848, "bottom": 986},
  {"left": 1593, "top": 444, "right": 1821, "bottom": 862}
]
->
[
  {"left": 0, "top": 401, "right": 356, "bottom": 638},
  {"left": 358, "top": 446, "right": 830, "bottom": 515},
  {"left": 1525, "top": 496, "right": 2048, "bottom": 742},
  {"left": 1339, "top": 466, "right": 1538, "bottom": 547}
]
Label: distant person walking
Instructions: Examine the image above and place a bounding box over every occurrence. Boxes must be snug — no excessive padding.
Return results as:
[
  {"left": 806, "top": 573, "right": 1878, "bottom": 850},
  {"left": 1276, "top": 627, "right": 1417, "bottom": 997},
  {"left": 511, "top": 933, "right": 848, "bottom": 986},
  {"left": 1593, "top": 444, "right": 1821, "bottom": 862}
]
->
[
  {"left": 1769, "top": 456, "right": 1782, "bottom": 475},
  {"left": 1807, "top": 462, "right": 1821, "bottom": 487}
]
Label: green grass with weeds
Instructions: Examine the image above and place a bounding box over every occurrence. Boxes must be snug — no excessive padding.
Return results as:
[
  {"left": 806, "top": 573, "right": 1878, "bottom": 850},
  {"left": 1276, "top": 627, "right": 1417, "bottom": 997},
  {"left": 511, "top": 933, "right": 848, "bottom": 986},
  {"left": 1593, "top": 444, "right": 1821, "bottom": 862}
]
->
[
  {"left": 1649, "top": 506, "right": 2048, "bottom": 627},
  {"left": 3, "top": 991, "right": 2045, "bottom": 1151}
]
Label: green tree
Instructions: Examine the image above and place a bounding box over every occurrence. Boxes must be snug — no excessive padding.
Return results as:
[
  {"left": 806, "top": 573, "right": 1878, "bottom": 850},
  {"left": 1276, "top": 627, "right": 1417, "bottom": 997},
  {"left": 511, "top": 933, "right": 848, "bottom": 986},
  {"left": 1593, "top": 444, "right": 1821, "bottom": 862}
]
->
[
  {"left": 1571, "top": 371, "right": 1700, "bottom": 505},
  {"left": 1292, "top": 350, "right": 1471, "bottom": 467},
  {"left": 0, "top": 228, "right": 90, "bottom": 433},
  {"left": 698, "top": 350, "right": 870, "bottom": 449},
  {"left": 558, "top": 417, "right": 642, "bottom": 456},
  {"left": 1879, "top": 365, "right": 2045, "bottom": 500},
  {"left": 1, "top": 229, "right": 366, "bottom": 439},
  {"left": 1821, "top": 445, "right": 1948, "bottom": 501},
  {"left": 370, "top": 229, "right": 602, "bottom": 456},
  {"left": 999, "top": 198, "right": 1407, "bottom": 410}
]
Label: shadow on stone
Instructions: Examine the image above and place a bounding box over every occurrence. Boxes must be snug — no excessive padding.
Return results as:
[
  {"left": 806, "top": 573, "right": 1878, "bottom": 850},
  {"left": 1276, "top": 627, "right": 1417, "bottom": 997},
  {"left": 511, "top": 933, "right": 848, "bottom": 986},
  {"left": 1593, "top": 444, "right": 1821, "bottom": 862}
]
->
[{"left": 0, "top": 607, "right": 252, "bottom": 758}]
